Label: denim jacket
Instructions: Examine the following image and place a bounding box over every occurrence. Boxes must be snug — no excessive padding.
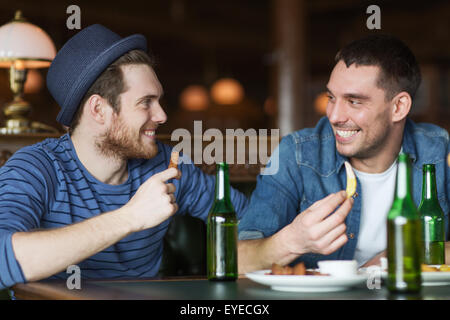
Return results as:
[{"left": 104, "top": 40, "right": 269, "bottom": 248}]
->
[{"left": 238, "top": 117, "right": 450, "bottom": 268}]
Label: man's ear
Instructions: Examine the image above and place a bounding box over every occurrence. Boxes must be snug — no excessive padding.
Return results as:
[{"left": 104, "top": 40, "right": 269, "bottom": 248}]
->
[
  {"left": 87, "top": 94, "right": 107, "bottom": 124},
  {"left": 391, "top": 91, "right": 412, "bottom": 123}
]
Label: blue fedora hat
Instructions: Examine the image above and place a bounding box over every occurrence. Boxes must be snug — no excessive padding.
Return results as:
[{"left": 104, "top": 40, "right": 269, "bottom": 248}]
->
[{"left": 47, "top": 24, "right": 147, "bottom": 126}]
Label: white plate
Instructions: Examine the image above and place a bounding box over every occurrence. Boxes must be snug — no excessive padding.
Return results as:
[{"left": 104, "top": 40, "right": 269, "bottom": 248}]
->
[
  {"left": 246, "top": 270, "right": 368, "bottom": 292},
  {"left": 380, "top": 271, "right": 450, "bottom": 286}
]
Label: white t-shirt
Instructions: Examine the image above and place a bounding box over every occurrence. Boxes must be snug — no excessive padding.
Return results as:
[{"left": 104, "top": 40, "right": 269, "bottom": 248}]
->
[{"left": 353, "top": 161, "right": 398, "bottom": 267}]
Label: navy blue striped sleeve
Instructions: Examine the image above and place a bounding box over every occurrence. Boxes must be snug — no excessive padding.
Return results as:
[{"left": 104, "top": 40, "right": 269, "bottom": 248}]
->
[
  {"left": 174, "top": 152, "right": 249, "bottom": 221},
  {"left": 0, "top": 148, "right": 51, "bottom": 289}
]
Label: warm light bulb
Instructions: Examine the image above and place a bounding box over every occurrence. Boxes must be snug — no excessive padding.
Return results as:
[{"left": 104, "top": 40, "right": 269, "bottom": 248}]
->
[
  {"left": 180, "top": 85, "right": 209, "bottom": 111},
  {"left": 210, "top": 78, "right": 244, "bottom": 105},
  {"left": 24, "top": 69, "right": 44, "bottom": 93},
  {"left": 314, "top": 92, "right": 329, "bottom": 115}
]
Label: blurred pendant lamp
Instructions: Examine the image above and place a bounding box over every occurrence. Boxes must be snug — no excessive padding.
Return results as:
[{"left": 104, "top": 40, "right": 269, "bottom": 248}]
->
[
  {"left": 180, "top": 84, "right": 209, "bottom": 111},
  {"left": 314, "top": 92, "right": 329, "bottom": 115},
  {"left": 0, "top": 10, "right": 57, "bottom": 134},
  {"left": 210, "top": 77, "right": 244, "bottom": 105}
]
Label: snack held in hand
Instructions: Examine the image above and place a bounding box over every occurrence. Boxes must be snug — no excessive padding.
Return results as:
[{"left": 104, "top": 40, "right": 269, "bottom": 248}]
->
[
  {"left": 168, "top": 151, "right": 179, "bottom": 169},
  {"left": 344, "top": 161, "right": 357, "bottom": 198}
]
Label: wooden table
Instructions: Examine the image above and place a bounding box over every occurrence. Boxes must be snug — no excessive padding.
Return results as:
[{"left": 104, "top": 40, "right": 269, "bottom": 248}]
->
[
  {"left": 11, "top": 276, "right": 450, "bottom": 300},
  {"left": 10, "top": 277, "right": 450, "bottom": 318}
]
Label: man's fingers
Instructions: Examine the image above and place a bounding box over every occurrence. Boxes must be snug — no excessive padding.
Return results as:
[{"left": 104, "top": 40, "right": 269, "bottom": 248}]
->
[
  {"left": 325, "top": 233, "right": 348, "bottom": 255},
  {"left": 307, "top": 193, "right": 335, "bottom": 211},
  {"left": 317, "top": 197, "right": 353, "bottom": 235},
  {"left": 151, "top": 168, "right": 180, "bottom": 183},
  {"left": 307, "top": 191, "right": 348, "bottom": 222},
  {"left": 171, "top": 202, "right": 179, "bottom": 214},
  {"left": 166, "top": 183, "right": 176, "bottom": 194},
  {"left": 314, "top": 222, "right": 347, "bottom": 252}
]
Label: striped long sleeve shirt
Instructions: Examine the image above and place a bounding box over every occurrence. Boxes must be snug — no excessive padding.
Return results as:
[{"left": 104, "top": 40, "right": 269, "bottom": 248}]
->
[{"left": 0, "top": 134, "right": 248, "bottom": 289}]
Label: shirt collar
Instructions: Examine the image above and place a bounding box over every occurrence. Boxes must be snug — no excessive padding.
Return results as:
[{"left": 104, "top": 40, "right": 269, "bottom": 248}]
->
[{"left": 400, "top": 118, "right": 418, "bottom": 163}]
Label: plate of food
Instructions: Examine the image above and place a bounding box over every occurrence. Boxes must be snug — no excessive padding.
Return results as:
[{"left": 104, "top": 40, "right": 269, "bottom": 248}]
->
[
  {"left": 379, "top": 264, "right": 450, "bottom": 286},
  {"left": 246, "top": 261, "right": 368, "bottom": 292}
]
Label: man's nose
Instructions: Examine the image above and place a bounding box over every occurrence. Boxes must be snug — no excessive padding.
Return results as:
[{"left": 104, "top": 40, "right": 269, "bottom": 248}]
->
[
  {"left": 327, "top": 99, "right": 348, "bottom": 124},
  {"left": 151, "top": 102, "right": 167, "bottom": 124}
]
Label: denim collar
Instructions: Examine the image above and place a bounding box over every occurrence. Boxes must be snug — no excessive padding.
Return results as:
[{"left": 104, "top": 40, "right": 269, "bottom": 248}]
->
[{"left": 401, "top": 118, "right": 418, "bottom": 163}]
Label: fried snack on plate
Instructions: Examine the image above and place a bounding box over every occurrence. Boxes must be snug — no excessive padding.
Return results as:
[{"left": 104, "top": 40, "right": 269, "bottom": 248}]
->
[
  {"left": 306, "top": 270, "right": 329, "bottom": 276},
  {"left": 292, "top": 262, "right": 306, "bottom": 275},
  {"left": 344, "top": 161, "right": 357, "bottom": 198},
  {"left": 439, "top": 265, "right": 450, "bottom": 272},
  {"left": 421, "top": 264, "right": 439, "bottom": 272},
  {"left": 421, "top": 264, "right": 450, "bottom": 272},
  {"left": 269, "top": 262, "right": 328, "bottom": 276},
  {"left": 270, "top": 263, "right": 284, "bottom": 275},
  {"left": 271, "top": 263, "right": 293, "bottom": 275},
  {"left": 168, "top": 150, "right": 179, "bottom": 169}
]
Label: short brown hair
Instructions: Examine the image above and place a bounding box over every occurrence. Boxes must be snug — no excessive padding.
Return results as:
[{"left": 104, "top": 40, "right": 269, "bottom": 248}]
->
[
  {"left": 335, "top": 34, "right": 421, "bottom": 102},
  {"left": 69, "top": 49, "right": 155, "bottom": 134}
]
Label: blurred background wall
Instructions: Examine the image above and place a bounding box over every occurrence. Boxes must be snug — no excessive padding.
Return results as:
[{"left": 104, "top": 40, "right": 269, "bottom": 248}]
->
[{"left": 0, "top": 0, "right": 448, "bottom": 136}]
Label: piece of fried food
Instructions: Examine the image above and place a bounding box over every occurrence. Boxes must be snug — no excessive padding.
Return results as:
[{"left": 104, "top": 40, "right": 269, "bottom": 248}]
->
[
  {"left": 271, "top": 263, "right": 293, "bottom": 275},
  {"left": 168, "top": 151, "right": 179, "bottom": 169},
  {"left": 270, "top": 263, "right": 284, "bottom": 275},
  {"left": 292, "top": 262, "right": 306, "bottom": 275},
  {"left": 421, "top": 264, "right": 450, "bottom": 272},
  {"left": 271, "top": 262, "right": 313, "bottom": 276},
  {"left": 421, "top": 264, "right": 439, "bottom": 272},
  {"left": 439, "top": 265, "right": 450, "bottom": 272},
  {"left": 305, "top": 270, "right": 329, "bottom": 276},
  {"left": 344, "top": 161, "right": 357, "bottom": 198}
]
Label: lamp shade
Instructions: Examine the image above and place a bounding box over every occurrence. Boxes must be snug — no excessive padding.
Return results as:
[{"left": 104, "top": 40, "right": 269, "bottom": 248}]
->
[{"left": 0, "top": 11, "right": 56, "bottom": 68}]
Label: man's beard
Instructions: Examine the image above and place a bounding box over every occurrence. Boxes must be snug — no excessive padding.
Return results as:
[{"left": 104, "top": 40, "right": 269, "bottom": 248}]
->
[
  {"left": 96, "top": 116, "right": 158, "bottom": 160},
  {"left": 336, "top": 122, "right": 392, "bottom": 160}
]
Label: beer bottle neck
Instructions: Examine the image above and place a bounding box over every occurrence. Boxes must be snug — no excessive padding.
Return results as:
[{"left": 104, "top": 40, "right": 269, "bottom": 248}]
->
[
  {"left": 213, "top": 163, "right": 234, "bottom": 211},
  {"left": 394, "top": 159, "right": 413, "bottom": 200},
  {"left": 389, "top": 153, "right": 420, "bottom": 220},
  {"left": 421, "top": 166, "right": 438, "bottom": 201}
]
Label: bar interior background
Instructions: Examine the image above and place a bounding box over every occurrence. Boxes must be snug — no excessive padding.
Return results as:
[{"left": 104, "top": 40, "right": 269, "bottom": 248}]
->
[{"left": 0, "top": 0, "right": 448, "bottom": 136}]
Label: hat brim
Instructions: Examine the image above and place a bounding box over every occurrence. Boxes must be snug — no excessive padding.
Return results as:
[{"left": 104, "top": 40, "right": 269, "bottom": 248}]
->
[{"left": 56, "top": 34, "right": 147, "bottom": 126}]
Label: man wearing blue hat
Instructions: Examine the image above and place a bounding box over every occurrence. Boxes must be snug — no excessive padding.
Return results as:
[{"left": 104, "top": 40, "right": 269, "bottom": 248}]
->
[{"left": 0, "top": 24, "right": 248, "bottom": 289}]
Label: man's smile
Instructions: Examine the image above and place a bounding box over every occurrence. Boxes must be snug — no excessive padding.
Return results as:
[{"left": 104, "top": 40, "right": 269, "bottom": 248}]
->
[
  {"left": 334, "top": 128, "right": 361, "bottom": 143},
  {"left": 143, "top": 129, "right": 156, "bottom": 140}
]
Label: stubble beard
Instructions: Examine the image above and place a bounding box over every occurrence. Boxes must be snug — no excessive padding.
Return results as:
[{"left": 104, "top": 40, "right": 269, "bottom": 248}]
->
[
  {"left": 96, "top": 115, "right": 158, "bottom": 160},
  {"left": 336, "top": 121, "right": 392, "bottom": 160}
]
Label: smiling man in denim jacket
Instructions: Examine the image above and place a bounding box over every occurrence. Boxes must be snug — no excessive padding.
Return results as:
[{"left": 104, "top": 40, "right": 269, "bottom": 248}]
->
[{"left": 238, "top": 35, "right": 449, "bottom": 272}]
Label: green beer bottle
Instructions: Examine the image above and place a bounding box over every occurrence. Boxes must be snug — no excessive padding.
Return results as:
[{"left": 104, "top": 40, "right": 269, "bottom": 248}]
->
[
  {"left": 387, "top": 153, "right": 422, "bottom": 293},
  {"left": 207, "top": 162, "right": 238, "bottom": 281},
  {"left": 418, "top": 164, "right": 445, "bottom": 265}
]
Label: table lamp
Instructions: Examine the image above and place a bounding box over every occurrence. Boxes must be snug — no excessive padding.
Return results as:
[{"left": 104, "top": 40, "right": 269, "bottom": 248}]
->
[{"left": 0, "top": 10, "right": 57, "bottom": 134}]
